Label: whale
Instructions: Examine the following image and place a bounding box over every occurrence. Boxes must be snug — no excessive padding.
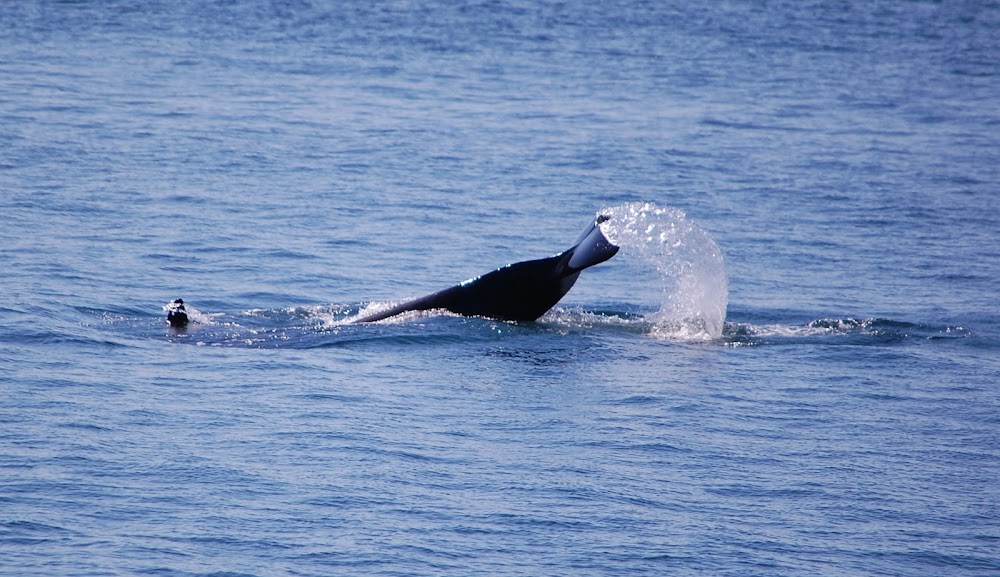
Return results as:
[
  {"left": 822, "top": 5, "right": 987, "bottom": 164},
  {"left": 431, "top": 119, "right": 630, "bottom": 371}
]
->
[{"left": 354, "top": 214, "right": 619, "bottom": 323}]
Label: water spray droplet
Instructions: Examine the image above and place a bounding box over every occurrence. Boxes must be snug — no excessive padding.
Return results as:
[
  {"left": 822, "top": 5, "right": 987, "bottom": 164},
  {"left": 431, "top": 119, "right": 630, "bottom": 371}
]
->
[{"left": 599, "top": 202, "right": 728, "bottom": 340}]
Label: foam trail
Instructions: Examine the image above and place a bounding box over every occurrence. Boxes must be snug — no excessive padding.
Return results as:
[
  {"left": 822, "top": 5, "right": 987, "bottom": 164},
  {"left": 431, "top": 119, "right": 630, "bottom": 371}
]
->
[{"left": 599, "top": 202, "right": 728, "bottom": 340}]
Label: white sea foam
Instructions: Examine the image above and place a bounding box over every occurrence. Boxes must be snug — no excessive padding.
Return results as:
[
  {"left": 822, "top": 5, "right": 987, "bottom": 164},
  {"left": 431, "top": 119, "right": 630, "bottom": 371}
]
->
[{"left": 599, "top": 202, "right": 728, "bottom": 341}]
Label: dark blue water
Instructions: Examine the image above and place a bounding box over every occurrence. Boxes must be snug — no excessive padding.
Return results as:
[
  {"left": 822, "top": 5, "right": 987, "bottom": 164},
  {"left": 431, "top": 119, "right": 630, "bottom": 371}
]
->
[{"left": 2, "top": 1, "right": 999, "bottom": 575}]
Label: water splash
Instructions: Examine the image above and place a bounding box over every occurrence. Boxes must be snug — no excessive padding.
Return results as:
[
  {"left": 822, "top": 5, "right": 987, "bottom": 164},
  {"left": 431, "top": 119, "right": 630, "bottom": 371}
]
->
[{"left": 598, "top": 202, "right": 728, "bottom": 340}]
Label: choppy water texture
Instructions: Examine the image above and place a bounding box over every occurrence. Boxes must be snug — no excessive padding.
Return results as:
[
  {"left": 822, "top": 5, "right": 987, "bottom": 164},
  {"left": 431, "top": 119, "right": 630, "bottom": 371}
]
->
[{"left": 2, "top": 1, "right": 999, "bottom": 576}]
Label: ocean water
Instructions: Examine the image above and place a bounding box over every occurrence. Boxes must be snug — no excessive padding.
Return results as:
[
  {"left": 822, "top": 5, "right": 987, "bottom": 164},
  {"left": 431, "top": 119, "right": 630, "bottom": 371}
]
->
[{"left": 2, "top": 1, "right": 999, "bottom": 575}]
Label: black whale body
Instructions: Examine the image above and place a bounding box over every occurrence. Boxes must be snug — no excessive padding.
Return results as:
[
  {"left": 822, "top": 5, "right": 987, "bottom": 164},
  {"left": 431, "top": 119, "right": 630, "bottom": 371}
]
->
[{"left": 355, "top": 215, "right": 619, "bottom": 323}]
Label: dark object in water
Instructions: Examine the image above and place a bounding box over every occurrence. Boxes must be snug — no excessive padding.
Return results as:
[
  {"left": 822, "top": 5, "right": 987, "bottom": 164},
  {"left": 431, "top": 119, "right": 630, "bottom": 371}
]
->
[
  {"left": 166, "top": 298, "right": 189, "bottom": 328},
  {"left": 355, "top": 214, "right": 619, "bottom": 323}
]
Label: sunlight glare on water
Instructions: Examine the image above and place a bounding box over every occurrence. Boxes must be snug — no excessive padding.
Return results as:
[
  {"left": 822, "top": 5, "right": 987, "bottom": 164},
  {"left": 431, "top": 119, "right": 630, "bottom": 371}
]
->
[{"left": 600, "top": 202, "right": 728, "bottom": 340}]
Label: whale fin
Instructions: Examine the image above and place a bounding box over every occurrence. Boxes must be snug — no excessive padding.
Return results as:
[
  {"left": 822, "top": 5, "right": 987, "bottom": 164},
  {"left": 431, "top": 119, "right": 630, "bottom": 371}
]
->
[{"left": 356, "top": 214, "right": 618, "bottom": 323}]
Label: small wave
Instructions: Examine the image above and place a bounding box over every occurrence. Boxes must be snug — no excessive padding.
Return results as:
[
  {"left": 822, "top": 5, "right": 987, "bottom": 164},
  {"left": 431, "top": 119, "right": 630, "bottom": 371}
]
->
[
  {"left": 540, "top": 306, "right": 648, "bottom": 331},
  {"left": 723, "top": 317, "right": 971, "bottom": 346},
  {"left": 240, "top": 303, "right": 356, "bottom": 326}
]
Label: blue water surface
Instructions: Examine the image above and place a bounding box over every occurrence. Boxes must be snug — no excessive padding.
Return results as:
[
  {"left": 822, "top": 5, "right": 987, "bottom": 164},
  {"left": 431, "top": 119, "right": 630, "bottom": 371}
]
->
[{"left": 2, "top": 1, "right": 999, "bottom": 576}]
